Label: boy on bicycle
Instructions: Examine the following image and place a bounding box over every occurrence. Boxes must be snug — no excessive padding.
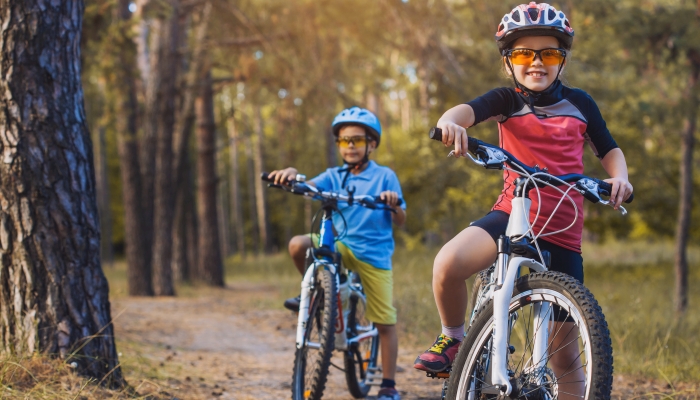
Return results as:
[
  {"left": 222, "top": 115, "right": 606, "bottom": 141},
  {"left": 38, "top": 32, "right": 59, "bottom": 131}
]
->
[{"left": 269, "top": 106, "right": 406, "bottom": 400}]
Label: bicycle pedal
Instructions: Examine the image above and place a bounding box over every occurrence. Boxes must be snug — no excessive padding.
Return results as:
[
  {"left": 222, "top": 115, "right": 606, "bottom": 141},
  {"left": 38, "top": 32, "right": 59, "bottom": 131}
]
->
[
  {"left": 365, "top": 368, "right": 384, "bottom": 386},
  {"left": 425, "top": 369, "right": 451, "bottom": 379}
]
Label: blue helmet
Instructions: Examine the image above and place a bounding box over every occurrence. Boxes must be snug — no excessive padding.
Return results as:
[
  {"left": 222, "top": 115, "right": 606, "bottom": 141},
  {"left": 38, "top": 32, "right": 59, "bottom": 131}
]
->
[{"left": 331, "top": 107, "right": 382, "bottom": 145}]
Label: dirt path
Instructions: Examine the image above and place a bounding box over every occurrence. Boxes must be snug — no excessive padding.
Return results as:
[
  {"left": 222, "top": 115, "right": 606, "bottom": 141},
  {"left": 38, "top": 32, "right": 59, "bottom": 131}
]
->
[{"left": 111, "top": 282, "right": 698, "bottom": 400}]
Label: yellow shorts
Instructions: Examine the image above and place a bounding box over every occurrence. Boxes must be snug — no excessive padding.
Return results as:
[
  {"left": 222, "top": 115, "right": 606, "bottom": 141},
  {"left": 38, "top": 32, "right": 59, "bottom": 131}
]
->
[{"left": 309, "top": 234, "right": 397, "bottom": 325}]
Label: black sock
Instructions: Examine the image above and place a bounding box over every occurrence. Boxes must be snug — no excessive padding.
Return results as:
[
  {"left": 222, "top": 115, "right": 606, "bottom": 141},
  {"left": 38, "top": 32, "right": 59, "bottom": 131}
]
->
[{"left": 380, "top": 378, "right": 396, "bottom": 389}]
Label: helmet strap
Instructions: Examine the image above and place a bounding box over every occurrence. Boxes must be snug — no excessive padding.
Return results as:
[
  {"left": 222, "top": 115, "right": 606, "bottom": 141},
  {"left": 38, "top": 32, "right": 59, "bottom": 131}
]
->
[
  {"left": 339, "top": 135, "right": 371, "bottom": 189},
  {"left": 505, "top": 57, "right": 566, "bottom": 111}
]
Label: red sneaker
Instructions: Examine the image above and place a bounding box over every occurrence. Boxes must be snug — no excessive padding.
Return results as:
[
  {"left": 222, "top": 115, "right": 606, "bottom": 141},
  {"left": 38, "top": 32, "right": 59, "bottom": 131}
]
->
[{"left": 413, "top": 333, "right": 461, "bottom": 372}]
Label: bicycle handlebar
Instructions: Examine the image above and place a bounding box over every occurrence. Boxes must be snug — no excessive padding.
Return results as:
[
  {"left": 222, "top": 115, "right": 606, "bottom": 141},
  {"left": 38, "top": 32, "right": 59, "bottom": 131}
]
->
[
  {"left": 260, "top": 172, "right": 404, "bottom": 208},
  {"left": 428, "top": 127, "right": 634, "bottom": 204}
]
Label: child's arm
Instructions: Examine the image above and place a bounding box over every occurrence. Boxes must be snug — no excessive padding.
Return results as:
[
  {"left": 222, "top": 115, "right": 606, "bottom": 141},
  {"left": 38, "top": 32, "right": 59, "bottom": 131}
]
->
[
  {"left": 436, "top": 104, "right": 475, "bottom": 158},
  {"left": 600, "top": 148, "right": 633, "bottom": 209},
  {"left": 379, "top": 191, "right": 406, "bottom": 226}
]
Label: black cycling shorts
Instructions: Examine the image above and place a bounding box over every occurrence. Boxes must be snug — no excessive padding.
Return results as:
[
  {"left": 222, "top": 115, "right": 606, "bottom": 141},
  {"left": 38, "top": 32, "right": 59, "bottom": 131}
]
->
[
  {"left": 471, "top": 211, "right": 584, "bottom": 322},
  {"left": 470, "top": 210, "right": 583, "bottom": 283}
]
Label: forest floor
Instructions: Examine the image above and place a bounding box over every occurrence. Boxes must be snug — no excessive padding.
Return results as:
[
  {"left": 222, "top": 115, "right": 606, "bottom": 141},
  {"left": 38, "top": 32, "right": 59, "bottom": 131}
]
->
[{"left": 107, "top": 280, "right": 700, "bottom": 400}]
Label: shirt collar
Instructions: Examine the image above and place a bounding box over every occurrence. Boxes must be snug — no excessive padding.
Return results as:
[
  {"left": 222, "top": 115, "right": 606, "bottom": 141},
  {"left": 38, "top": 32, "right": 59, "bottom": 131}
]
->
[
  {"left": 340, "top": 160, "right": 376, "bottom": 181},
  {"left": 532, "top": 79, "right": 564, "bottom": 107}
]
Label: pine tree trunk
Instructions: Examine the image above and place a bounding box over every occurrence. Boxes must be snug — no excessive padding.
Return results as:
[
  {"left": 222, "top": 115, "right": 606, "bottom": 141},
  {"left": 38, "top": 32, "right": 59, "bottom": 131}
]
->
[
  {"left": 172, "top": 173, "right": 190, "bottom": 283},
  {"left": 217, "top": 132, "right": 232, "bottom": 258},
  {"left": 94, "top": 125, "right": 114, "bottom": 267},
  {"left": 226, "top": 106, "right": 246, "bottom": 256},
  {"left": 245, "top": 135, "right": 259, "bottom": 254},
  {"left": 325, "top": 126, "right": 337, "bottom": 168},
  {"left": 253, "top": 105, "right": 270, "bottom": 253},
  {"left": 195, "top": 71, "right": 224, "bottom": 286},
  {"left": 186, "top": 173, "right": 198, "bottom": 275},
  {"left": 108, "top": 0, "right": 152, "bottom": 296},
  {"left": 172, "top": 2, "right": 211, "bottom": 189},
  {"left": 674, "top": 59, "right": 699, "bottom": 316},
  {"left": 151, "top": 1, "right": 180, "bottom": 296},
  {"left": 0, "top": 0, "right": 123, "bottom": 384}
]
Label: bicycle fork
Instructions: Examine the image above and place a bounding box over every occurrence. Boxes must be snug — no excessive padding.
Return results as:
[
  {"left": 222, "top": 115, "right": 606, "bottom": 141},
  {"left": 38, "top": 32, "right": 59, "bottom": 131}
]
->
[
  {"left": 488, "top": 195, "right": 551, "bottom": 395},
  {"left": 296, "top": 263, "right": 319, "bottom": 349}
]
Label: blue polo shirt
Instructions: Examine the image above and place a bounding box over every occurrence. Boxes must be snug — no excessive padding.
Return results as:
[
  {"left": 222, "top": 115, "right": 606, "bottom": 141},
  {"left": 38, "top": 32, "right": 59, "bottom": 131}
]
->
[{"left": 310, "top": 161, "right": 406, "bottom": 271}]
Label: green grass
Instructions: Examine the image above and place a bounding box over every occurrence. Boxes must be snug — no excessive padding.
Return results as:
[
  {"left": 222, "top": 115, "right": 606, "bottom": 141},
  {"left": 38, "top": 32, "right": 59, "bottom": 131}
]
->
[{"left": 226, "top": 241, "right": 700, "bottom": 384}]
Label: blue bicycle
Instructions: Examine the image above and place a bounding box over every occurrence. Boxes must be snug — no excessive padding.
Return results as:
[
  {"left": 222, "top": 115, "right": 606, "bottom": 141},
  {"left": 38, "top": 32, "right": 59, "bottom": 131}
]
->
[{"left": 262, "top": 172, "right": 403, "bottom": 400}]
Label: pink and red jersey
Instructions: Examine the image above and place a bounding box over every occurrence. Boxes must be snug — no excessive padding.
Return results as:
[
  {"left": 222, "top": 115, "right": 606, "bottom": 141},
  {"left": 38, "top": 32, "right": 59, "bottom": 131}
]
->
[{"left": 467, "top": 81, "right": 617, "bottom": 252}]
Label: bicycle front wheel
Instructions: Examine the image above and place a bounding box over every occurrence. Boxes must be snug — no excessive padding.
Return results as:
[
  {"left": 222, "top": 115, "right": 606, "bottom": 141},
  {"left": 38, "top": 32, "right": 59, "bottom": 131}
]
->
[
  {"left": 446, "top": 271, "right": 613, "bottom": 400},
  {"left": 292, "top": 267, "right": 337, "bottom": 400},
  {"left": 344, "top": 290, "right": 380, "bottom": 398}
]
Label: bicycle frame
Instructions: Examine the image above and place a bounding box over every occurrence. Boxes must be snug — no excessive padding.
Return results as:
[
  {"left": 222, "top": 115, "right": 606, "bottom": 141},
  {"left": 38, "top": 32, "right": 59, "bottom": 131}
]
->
[
  {"left": 295, "top": 199, "right": 379, "bottom": 352},
  {"left": 296, "top": 205, "right": 339, "bottom": 349}
]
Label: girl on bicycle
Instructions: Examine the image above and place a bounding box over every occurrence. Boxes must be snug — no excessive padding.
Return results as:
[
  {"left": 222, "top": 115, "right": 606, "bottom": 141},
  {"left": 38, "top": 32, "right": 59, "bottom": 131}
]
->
[
  {"left": 270, "top": 107, "right": 407, "bottom": 400},
  {"left": 413, "top": 2, "right": 633, "bottom": 398}
]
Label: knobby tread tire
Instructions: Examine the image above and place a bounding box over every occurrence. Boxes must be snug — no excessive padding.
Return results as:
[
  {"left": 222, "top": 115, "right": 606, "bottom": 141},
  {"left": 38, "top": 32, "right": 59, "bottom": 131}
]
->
[
  {"left": 467, "top": 265, "right": 494, "bottom": 324},
  {"left": 344, "top": 292, "right": 379, "bottom": 398},
  {"left": 446, "top": 271, "right": 613, "bottom": 400},
  {"left": 291, "top": 268, "right": 337, "bottom": 400}
]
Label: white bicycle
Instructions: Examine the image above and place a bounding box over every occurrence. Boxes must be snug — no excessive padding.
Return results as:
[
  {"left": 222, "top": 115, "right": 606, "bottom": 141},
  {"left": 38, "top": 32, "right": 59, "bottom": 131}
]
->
[
  {"left": 427, "top": 128, "right": 632, "bottom": 400},
  {"left": 262, "top": 173, "right": 399, "bottom": 399}
]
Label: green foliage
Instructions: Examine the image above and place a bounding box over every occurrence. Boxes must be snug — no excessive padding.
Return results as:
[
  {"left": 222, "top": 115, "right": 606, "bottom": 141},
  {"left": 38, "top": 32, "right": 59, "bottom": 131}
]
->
[{"left": 81, "top": 0, "right": 700, "bottom": 252}]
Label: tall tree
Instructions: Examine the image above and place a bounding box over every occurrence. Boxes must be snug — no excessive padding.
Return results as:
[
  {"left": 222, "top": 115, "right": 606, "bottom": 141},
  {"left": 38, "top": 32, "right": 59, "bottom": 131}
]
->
[
  {"left": 195, "top": 71, "right": 224, "bottom": 286},
  {"left": 151, "top": 0, "right": 180, "bottom": 296},
  {"left": 674, "top": 51, "right": 699, "bottom": 315},
  {"left": 226, "top": 103, "right": 246, "bottom": 256},
  {"left": 0, "top": 0, "right": 123, "bottom": 384},
  {"left": 252, "top": 104, "right": 270, "bottom": 253},
  {"left": 106, "top": 0, "right": 152, "bottom": 295}
]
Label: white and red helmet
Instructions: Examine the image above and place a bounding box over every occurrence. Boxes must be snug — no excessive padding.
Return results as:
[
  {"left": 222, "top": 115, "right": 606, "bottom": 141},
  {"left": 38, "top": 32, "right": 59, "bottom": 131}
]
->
[{"left": 495, "top": 2, "right": 574, "bottom": 52}]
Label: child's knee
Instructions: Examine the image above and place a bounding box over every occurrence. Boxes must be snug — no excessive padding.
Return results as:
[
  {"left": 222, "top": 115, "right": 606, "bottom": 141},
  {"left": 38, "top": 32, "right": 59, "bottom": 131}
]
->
[
  {"left": 288, "top": 235, "right": 310, "bottom": 256},
  {"left": 432, "top": 247, "right": 461, "bottom": 281}
]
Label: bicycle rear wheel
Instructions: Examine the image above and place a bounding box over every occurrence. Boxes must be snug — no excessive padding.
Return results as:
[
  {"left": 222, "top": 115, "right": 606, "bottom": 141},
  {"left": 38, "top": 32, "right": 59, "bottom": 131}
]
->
[
  {"left": 344, "top": 290, "right": 380, "bottom": 398},
  {"left": 446, "top": 271, "right": 613, "bottom": 400},
  {"left": 292, "top": 267, "right": 337, "bottom": 400}
]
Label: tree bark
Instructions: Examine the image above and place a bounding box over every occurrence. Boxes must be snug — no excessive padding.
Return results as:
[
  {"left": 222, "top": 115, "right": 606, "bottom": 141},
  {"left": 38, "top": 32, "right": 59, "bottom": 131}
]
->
[
  {"left": 172, "top": 168, "right": 191, "bottom": 283},
  {"left": 195, "top": 71, "right": 224, "bottom": 286},
  {"left": 94, "top": 125, "right": 113, "bottom": 267},
  {"left": 186, "top": 171, "right": 199, "bottom": 275},
  {"left": 245, "top": 134, "right": 259, "bottom": 254},
  {"left": 217, "top": 131, "right": 232, "bottom": 258},
  {"left": 674, "top": 58, "right": 699, "bottom": 316},
  {"left": 108, "top": 0, "right": 152, "bottom": 296},
  {"left": 151, "top": 0, "right": 180, "bottom": 296},
  {"left": 325, "top": 126, "right": 337, "bottom": 169},
  {"left": 226, "top": 106, "right": 245, "bottom": 256},
  {"left": 0, "top": 0, "right": 123, "bottom": 384},
  {"left": 253, "top": 105, "right": 270, "bottom": 253},
  {"left": 172, "top": 2, "right": 211, "bottom": 188}
]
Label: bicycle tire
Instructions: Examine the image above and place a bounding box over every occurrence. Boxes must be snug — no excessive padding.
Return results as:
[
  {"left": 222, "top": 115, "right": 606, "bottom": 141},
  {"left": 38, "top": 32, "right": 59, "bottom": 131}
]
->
[
  {"left": 344, "top": 291, "right": 380, "bottom": 398},
  {"left": 446, "top": 271, "right": 613, "bottom": 400},
  {"left": 467, "top": 265, "right": 494, "bottom": 326},
  {"left": 291, "top": 267, "right": 337, "bottom": 400}
]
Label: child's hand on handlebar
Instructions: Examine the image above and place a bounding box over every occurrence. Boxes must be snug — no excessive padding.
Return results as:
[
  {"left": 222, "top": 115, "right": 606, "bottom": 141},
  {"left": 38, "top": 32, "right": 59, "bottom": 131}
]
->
[
  {"left": 379, "top": 191, "right": 401, "bottom": 208},
  {"left": 437, "top": 120, "right": 469, "bottom": 158},
  {"left": 603, "top": 177, "right": 634, "bottom": 210},
  {"left": 268, "top": 167, "right": 298, "bottom": 186}
]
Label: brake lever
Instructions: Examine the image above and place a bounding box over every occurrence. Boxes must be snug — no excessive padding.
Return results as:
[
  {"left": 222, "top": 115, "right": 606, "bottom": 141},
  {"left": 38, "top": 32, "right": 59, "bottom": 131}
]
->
[{"left": 598, "top": 199, "right": 627, "bottom": 216}]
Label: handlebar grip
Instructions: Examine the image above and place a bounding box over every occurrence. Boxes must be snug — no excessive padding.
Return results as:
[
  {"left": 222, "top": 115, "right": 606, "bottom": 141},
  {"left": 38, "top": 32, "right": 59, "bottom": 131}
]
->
[
  {"left": 429, "top": 127, "right": 443, "bottom": 141},
  {"left": 374, "top": 197, "right": 404, "bottom": 207},
  {"left": 597, "top": 180, "right": 634, "bottom": 203},
  {"left": 429, "top": 127, "right": 480, "bottom": 154},
  {"left": 428, "top": 126, "right": 479, "bottom": 153},
  {"left": 260, "top": 172, "right": 274, "bottom": 182}
]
